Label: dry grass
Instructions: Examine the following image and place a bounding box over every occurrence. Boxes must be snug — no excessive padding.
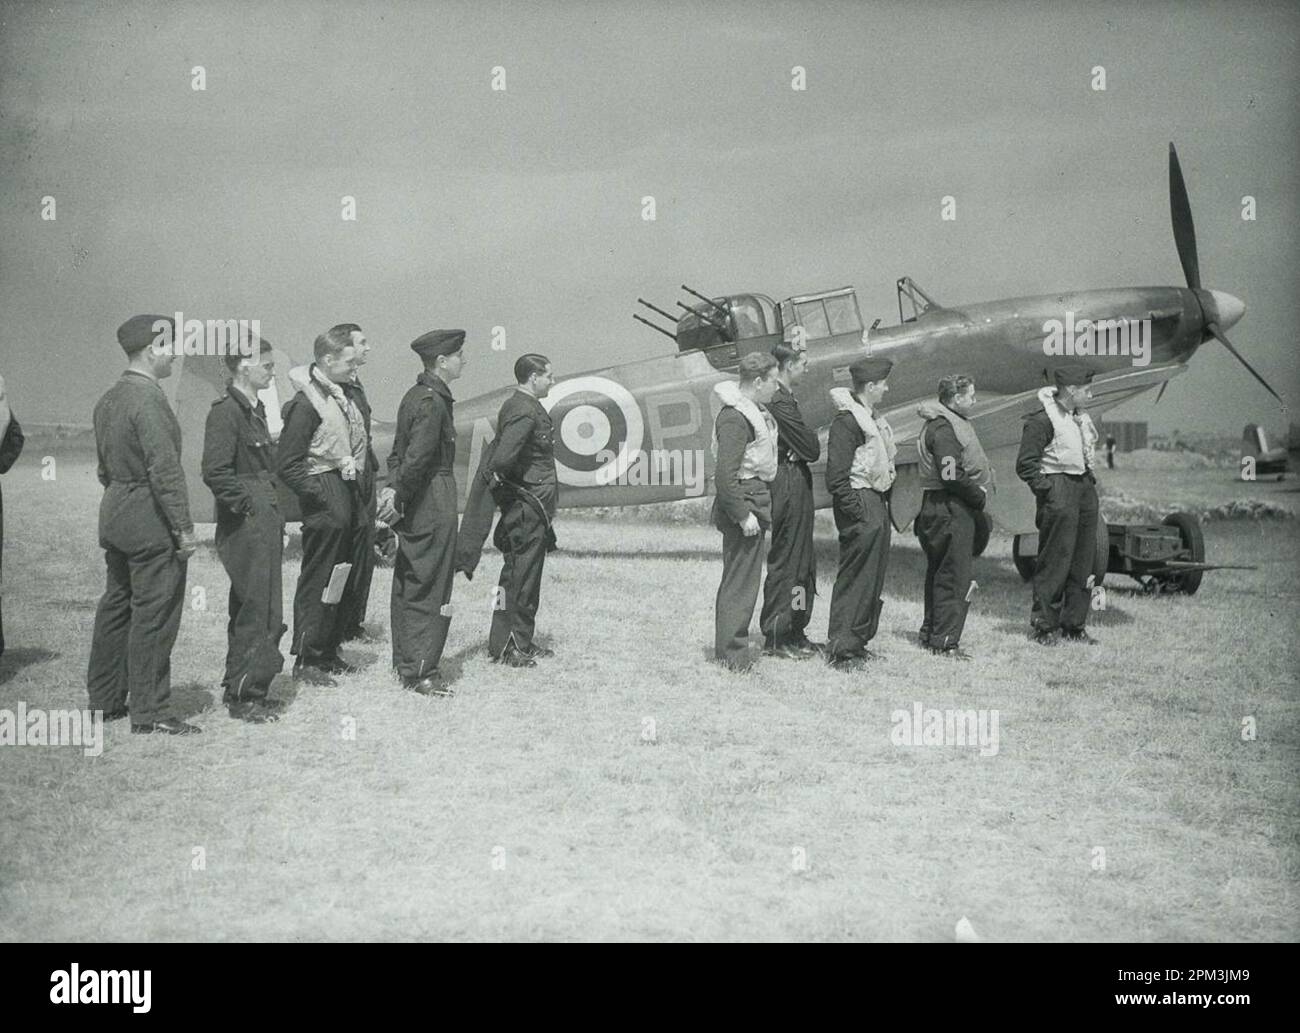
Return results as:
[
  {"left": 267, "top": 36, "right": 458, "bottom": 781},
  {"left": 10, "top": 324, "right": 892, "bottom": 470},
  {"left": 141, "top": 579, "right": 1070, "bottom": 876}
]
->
[{"left": 0, "top": 456, "right": 1297, "bottom": 941}]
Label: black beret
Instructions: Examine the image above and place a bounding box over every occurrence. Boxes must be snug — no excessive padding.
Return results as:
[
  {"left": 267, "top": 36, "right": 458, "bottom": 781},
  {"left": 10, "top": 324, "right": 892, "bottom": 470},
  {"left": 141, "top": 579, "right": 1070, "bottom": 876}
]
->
[
  {"left": 118, "top": 314, "right": 172, "bottom": 355},
  {"left": 1053, "top": 365, "right": 1095, "bottom": 389},
  {"left": 411, "top": 329, "right": 465, "bottom": 359},
  {"left": 850, "top": 356, "right": 893, "bottom": 383}
]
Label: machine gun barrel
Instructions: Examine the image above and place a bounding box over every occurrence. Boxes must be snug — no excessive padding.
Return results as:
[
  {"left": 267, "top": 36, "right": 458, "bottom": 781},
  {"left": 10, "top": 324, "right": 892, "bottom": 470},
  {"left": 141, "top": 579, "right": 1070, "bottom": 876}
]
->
[
  {"left": 633, "top": 313, "right": 678, "bottom": 340},
  {"left": 637, "top": 297, "right": 682, "bottom": 326},
  {"left": 676, "top": 300, "right": 726, "bottom": 330},
  {"left": 680, "top": 284, "right": 731, "bottom": 320}
]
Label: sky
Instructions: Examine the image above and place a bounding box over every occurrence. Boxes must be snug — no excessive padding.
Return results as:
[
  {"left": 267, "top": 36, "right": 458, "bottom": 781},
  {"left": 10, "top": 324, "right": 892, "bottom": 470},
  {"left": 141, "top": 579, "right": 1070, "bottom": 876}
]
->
[{"left": 1, "top": 0, "right": 1297, "bottom": 436}]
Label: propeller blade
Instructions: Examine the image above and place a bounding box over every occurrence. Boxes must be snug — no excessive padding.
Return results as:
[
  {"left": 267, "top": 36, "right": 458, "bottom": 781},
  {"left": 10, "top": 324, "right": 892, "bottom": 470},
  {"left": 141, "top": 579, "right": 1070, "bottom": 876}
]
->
[
  {"left": 1169, "top": 143, "right": 1201, "bottom": 291},
  {"left": 1207, "top": 321, "right": 1285, "bottom": 407},
  {"left": 1155, "top": 381, "right": 1168, "bottom": 405}
]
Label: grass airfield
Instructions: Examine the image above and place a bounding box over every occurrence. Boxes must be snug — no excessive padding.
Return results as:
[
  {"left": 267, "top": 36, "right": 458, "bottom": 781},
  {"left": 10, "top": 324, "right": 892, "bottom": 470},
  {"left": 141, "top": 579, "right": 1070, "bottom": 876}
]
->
[{"left": 1, "top": 455, "right": 1297, "bottom": 941}]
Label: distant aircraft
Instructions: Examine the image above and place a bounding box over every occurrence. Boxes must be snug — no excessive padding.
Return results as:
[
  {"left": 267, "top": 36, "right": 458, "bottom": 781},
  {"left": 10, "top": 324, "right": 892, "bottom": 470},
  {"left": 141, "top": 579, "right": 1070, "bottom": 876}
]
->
[
  {"left": 172, "top": 145, "right": 1282, "bottom": 595},
  {"left": 1241, "top": 424, "right": 1289, "bottom": 479}
]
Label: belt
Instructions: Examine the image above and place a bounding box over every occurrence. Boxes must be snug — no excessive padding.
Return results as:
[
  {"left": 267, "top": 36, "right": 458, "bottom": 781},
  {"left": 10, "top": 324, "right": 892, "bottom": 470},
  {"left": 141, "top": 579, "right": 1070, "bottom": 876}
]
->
[
  {"left": 1048, "top": 471, "right": 1089, "bottom": 480},
  {"left": 107, "top": 479, "right": 149, "bottom": 487},
  {"left": 777, "top": 457, "right": 807, "bottom": 466}
]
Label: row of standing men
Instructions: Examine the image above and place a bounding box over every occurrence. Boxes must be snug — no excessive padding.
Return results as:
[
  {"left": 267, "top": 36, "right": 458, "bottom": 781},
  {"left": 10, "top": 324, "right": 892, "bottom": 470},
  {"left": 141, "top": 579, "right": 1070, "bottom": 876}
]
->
[
  {"left": 86, "top": 316, "right": 557, "bottom": 732},
  {"left": 81, "top": 315, "right": 1102, "bottom": 732},
  {"left": 710, "top": 346, "right": 1103, "bottom": 672}
]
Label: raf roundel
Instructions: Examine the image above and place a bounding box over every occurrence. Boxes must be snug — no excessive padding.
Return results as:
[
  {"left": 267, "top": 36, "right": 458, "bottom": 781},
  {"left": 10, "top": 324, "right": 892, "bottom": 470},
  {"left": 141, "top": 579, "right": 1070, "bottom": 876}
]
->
[{"left": 542, "top": 375, "right": 644, "bottom": 488}]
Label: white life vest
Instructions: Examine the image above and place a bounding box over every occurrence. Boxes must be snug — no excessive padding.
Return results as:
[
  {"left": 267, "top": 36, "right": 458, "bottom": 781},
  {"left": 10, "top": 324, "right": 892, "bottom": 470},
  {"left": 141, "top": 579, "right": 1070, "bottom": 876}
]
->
[
  {"left": 915, "top": 401, "right": 994, "bottom": 493},
  {"left": 1036, "top": 386, "right": 1097, "bottom": 474},
  {"left": 288, "top": 364, "right": 367, "bottom": 479},
  {"left": 712, "top": 380, "right": 778, "bottom": 482},
  {"left": 829, "top": 387, "right": 896, "bottom": 492}
]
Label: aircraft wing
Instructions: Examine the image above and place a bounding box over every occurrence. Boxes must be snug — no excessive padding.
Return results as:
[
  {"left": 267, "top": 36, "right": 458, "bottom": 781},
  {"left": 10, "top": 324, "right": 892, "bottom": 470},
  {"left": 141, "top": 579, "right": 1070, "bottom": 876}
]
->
[{"left": 877, "top": 363, "right": 1188, "bottom": 534}]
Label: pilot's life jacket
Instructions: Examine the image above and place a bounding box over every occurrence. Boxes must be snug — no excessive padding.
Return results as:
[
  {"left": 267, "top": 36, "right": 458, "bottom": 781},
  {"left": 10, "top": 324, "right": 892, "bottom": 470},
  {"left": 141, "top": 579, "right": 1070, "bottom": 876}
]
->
[
  {"left": 1036, "top": 386, "right": 1097, "bottom": 475},
  {"left": 712, "top": 380, "right": 778, "bottom": 482},
  {"left": 916, "top": 400, "right": 994, "bottom": 493},
  {"left": 829, "top": 387, "right": 896, "bottom": 492},
  {"left": 286, "top": 364, "right": 367, "bottom": 480}
]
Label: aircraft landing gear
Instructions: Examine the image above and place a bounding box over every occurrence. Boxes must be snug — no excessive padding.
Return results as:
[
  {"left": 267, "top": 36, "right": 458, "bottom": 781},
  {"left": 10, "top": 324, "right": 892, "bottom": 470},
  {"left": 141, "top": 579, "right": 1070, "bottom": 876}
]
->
[
  {"left": 1010, "top": 518, "right": 1109, "bottom": 587},
  {"left": 1013, "top": 511, "right": 1215, "bottom": 595}
]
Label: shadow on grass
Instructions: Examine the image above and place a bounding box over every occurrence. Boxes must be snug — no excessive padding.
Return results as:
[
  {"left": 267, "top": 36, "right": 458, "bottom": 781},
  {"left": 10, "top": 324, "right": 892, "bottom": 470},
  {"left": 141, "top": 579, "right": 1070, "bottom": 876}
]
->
[
  {"left": 338, "top": 647, "right": 382, "bottom": 669},
  {"left": 888, "top": 629, "right": 930, "bottom": 651},
  {"left": 0, "top": 646, "right": 59, "bottom": 685},
  {"left": 340, "top": 621, "right": 387, "bottom": 645},
  {"left": 52, "top": 598, "right": 98, "bottom": 612},
  {"left": 170, "top": 680, "right": 216, "bottom": 719},
  {"left": 560, "top": 546, "right": 720, "bottom": 562},
  {"left": 438, "top": 641, "right": 493, "bottom": 684}
]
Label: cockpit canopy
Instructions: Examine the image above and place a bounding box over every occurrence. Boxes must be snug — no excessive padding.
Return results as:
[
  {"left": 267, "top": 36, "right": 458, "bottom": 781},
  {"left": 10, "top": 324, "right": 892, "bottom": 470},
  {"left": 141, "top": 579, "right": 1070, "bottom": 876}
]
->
[
  {"left": 672, "top": 293, "right": 782, "bottom": 371},
  {"left": 778, "top": 287, "right": 864, "bottom": 342},
  {"left": 676, "top": 293, "right": 781, "bottom": 351},
  {"left": 638, "top": 284, "right": 870, "bottom": 372}
]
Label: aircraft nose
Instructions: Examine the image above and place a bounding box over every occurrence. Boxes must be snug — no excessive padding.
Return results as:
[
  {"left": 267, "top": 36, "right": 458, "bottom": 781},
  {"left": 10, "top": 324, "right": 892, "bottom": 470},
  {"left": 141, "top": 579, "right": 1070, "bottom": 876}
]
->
[{"left": 1207, "top": 290, "right": 1246, "bottom": 331}]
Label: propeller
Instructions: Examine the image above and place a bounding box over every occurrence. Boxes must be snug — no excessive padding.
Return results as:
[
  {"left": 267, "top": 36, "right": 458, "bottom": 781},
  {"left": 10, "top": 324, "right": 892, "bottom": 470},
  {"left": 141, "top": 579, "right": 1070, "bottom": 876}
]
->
[
  {"left": 1168, "top": 143, "right": 1284, "bottom": 408},
  {"left": 1168, "top": 144, "right": 1200, "bottom": 292},
  {"left": 1207, "top": 321, "right": 1283, "bottom": 405}
]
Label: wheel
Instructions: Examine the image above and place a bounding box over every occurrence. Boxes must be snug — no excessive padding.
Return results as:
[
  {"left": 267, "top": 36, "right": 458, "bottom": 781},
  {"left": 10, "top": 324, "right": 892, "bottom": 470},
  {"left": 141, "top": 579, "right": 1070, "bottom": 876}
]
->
[
  {"left": 1160, "top": 511, "right": 1204, "bottom": 595},
  {"left": 972, "top": 510, "right": 992, "bottom": 558},
  {"left": 1012, "top": 534, "right": 1036, "bottom": 581},
  {"left": 1091, "top": 518, "right": 1109, "bottom": 588}
]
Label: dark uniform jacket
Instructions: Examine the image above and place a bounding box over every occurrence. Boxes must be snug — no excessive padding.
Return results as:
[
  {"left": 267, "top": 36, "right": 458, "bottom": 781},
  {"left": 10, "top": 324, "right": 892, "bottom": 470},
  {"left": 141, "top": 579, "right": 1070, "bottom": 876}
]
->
[
  {"left": 93, "top": 371, "right": 193, "bottom": 552},
  {"left": 711, "top": 407, "right": 773, "bottom": 530},
  {"left": 489, "top": 390, "right": 558, "bottom": 516},
  {"left": 768, "top": 384, "right": 820, "bottom": 464},
  {"left": 1015, "top": 410, "right": 1095, "bottom": 498},
  {"left": 922, "top": 418, "right": 986, "bottom": 509},
  {"left": 824, "top": 410, "right": 868, "bottom": 529},
  {"left": 387, "top": 372, "right": 456, "bottom": 533},
  {"left": 201, "top": 386, "right": 281, "bottom": 529},
  {"left": 341, "top": 378, "right": 379, "bottom": 499}
]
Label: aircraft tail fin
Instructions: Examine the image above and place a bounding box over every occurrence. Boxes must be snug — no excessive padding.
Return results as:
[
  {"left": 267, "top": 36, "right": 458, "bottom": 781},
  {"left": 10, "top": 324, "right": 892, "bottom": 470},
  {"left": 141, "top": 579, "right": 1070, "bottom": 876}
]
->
[{"left": 1242, "top": 423, "right": 1268, "bottom": 458}]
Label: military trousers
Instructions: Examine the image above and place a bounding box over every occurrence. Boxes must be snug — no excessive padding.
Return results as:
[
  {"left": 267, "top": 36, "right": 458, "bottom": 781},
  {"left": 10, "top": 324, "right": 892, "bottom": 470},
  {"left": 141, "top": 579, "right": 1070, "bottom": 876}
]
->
[
  {"left": 916, "top": 491, "right": 976, "bottom": 650},
  {"left": 715, "top": 520, "right": 767, "bottom": 666},
  {"left": 292, "top": 471, "right": 361, "bottom": 667},
  {"left": 827, "top": 488, "right": 892, "bottom": 658},
  {"left": 87, "top": 540, "right": 187, "bottom": 723},
  {"left": 216, "top": 493, "right": 286, "bottom": 703},
  {"left": 391, "top": 474, "right": 458, "bottom": 679},
  {"left": 488, "top": 497, "right": 549, "bottom": 657},
  {"left": 340, "top": 483, "right": 376, "bottom": 642},
  {"left": 759, "top": 462, "right": 816, "bottom": 646},
  {"left": 1031, "top": 473, "right": 1099, "bottom": 634}
]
